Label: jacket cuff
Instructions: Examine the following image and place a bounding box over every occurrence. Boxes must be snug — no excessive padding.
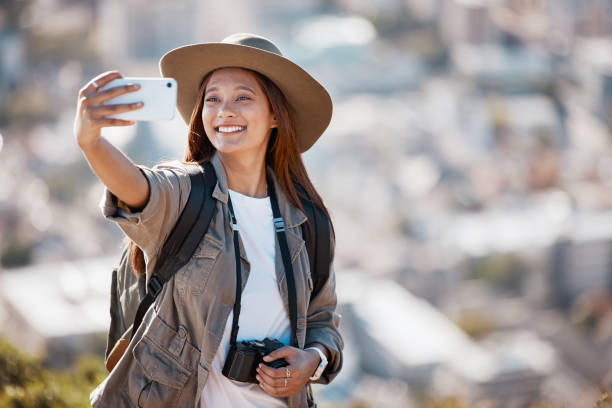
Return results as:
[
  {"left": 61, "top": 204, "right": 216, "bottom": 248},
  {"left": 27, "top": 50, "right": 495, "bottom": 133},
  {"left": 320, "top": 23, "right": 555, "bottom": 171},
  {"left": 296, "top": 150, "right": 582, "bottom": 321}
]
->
[
  {"left": 305, "top": 327, "right": 343, "bottom": 384},
  {"left": 99, "top": 166, "right": 156, "bottom": 225}
]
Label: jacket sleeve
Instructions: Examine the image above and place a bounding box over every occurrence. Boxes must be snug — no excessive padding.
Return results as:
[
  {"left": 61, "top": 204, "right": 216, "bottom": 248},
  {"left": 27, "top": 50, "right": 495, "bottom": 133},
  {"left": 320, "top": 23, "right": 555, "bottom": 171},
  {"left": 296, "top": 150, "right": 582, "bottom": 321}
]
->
[
  {"left": 99, "top": 161, "right": 191, "bottom": 281},
  {"left": 304, "top": 230, "right": 343, "bottom": 384}
]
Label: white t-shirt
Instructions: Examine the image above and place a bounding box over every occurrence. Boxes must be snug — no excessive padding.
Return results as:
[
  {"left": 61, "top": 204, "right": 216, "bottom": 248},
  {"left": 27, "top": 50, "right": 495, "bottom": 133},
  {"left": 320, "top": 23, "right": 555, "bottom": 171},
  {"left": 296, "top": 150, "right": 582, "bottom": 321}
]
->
[{"left": 200, "top": 189, "right": 291, "bottom": 408}]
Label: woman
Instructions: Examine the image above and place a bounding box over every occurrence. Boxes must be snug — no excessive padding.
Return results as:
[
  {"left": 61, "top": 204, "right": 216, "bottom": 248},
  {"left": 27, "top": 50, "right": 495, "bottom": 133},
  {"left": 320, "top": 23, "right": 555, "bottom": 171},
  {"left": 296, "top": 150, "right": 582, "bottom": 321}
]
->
[{"left": 75, "top": 33, "right": 342, "bottom": 408}]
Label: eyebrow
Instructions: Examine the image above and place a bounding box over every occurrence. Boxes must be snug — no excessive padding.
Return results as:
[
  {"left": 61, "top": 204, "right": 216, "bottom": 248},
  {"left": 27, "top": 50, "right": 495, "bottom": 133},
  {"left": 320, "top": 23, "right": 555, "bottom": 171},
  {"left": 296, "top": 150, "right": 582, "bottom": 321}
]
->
[{"left": 205, "top": 85, "right": 256, "bottom": 95}]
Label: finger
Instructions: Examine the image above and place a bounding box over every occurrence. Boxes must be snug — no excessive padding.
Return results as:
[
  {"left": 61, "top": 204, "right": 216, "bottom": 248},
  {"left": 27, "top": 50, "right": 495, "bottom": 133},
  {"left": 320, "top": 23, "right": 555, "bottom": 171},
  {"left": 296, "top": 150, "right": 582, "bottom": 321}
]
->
[
  {"left": 86, "top": 83, "right": 141, "bottom": 106},
  {"left": 257, "top": 379, "right": 288, "bottom": 398},
  {"left": 257, "top": 362, "right": 289, "bottom": 379},
  {"left": 79, "top": 84, "right": 141, "bottom": 112},
  {"left": 256, "top": 367, "right": 286, "bottom": 387},
  {"left": 80, "top": 71, "right": 122, "bottom": 97},
  {"left": 263, "top": 346, "right": 295, "bottom": 362},
  {"left": 94, "top": 118, "right": 136, "bottom": 127},
  {"left": 87, "top": 102, "right": 144, "bottom": 118}
]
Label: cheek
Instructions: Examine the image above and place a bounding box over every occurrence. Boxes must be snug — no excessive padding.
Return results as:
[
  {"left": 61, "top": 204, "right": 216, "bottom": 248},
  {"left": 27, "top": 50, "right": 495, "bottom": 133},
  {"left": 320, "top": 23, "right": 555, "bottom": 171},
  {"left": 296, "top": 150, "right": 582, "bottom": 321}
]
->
[
  {"left": 246, "top": 106, "right": 273, "bottom": 127},
  {"left": 201, "top": 107, "right": 213, "bottom": 121},
  {"left": 201, "top": 109, "right": 216, "bottom": 130}
]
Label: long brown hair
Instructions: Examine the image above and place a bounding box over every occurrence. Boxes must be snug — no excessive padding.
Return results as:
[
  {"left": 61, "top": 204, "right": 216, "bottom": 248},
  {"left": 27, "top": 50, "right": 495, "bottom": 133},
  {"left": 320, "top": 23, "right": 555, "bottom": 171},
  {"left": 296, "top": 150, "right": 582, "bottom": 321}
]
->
[{"left": 128, "top": 68, "right": 333, "bottom": 276}]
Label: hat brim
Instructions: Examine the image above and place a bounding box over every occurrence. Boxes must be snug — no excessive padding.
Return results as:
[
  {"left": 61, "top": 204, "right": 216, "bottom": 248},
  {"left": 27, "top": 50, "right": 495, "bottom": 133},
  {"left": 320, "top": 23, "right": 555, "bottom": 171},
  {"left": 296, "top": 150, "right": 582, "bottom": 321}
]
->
[{"left": 159, "top": 43, "right": 332, "bottom": 153}]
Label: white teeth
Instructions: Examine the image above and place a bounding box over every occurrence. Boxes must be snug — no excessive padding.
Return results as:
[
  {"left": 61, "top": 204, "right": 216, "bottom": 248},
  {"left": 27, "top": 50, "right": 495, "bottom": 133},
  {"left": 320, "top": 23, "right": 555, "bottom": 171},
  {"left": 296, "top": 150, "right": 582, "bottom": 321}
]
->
[{"left": 217, "top": 126, "right": 245, "bottom": 133}]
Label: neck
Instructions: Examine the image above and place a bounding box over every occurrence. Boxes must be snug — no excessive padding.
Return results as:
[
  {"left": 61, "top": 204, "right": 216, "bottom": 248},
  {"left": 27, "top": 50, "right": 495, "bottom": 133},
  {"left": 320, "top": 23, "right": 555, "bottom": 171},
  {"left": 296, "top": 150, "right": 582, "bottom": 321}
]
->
[{"left": 218, "top": 150, "right": 268, "bottom": 198}]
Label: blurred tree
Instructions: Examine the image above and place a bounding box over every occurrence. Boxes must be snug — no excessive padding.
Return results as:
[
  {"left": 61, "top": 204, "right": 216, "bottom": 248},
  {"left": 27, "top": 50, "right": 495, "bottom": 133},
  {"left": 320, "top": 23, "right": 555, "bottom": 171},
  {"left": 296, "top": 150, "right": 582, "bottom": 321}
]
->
[
  {"left": 469, "top": 252, "right": 528, "bottom": 294},
  {"left": 596, "top": 392, "right": 612, "bottom": 407},
  {"left": 0, "top": 338, "right": 42, "bottom": 389},
  {"left": 421, "top": 396, "right": 468, "bottom": 408},
  {"left": 454, "top": 311, "right": 494, "bottom": 339},
  {"left": 0, "top": 337, "right": 106, "bottom": 408},
  {"left": 0, "top": 235, "right": 34, "bottom": 268}
]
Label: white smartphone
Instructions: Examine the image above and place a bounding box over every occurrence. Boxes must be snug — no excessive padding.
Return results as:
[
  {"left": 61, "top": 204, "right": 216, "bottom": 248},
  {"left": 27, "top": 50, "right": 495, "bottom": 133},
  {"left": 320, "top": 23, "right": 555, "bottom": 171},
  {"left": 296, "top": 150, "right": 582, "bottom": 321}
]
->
[{"left": 99, "top": 77, "right": 177, "bottom": 121}]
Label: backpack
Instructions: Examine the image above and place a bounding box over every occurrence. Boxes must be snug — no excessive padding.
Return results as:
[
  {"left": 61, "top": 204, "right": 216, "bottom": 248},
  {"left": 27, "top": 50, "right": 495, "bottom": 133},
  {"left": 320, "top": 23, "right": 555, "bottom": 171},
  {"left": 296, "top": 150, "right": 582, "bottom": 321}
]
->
[{"left": 104, "top": 162, "right": 331, "bottom": 370}]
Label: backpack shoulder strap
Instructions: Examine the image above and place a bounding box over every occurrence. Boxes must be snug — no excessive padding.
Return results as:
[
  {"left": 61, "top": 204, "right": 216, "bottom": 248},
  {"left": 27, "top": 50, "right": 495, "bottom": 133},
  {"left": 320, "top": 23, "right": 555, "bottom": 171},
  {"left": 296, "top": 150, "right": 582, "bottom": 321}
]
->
[
  {"left": 106, "top": 249, "right": 125, "bottom": 359},
  {"left": 153, "top": 162, "right": 213, "bottom": 275},
  {"left": 130, "top": 161, "right": 217, "bottom": 339},
  {"left": 297, "top": 187, "right": 332, "bottom": 299}
]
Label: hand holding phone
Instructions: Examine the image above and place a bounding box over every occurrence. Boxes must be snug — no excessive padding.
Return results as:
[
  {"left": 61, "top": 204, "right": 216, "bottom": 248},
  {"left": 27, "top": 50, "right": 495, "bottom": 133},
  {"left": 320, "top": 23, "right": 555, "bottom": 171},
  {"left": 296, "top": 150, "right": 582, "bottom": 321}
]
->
[{"left": 99, "top": 77, "right": 177, "bottom": 121}]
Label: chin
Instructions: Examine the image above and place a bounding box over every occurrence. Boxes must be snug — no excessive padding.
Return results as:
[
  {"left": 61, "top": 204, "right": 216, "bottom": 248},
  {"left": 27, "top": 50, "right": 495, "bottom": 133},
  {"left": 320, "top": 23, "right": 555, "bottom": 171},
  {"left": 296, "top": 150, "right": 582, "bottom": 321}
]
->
[
  {"left": 208, "top": 133, "right": 269, "bottom": 157},
  {"left": 212, "top": 139, "right": 248, "bottom": 153}
]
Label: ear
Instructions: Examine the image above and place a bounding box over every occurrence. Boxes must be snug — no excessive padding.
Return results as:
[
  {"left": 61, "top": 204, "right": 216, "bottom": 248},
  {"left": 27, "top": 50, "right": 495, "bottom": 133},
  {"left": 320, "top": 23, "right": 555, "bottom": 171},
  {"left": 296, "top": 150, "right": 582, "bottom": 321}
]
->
[{"left": 270, "top": 115, "right": 278, "bottom": 129}]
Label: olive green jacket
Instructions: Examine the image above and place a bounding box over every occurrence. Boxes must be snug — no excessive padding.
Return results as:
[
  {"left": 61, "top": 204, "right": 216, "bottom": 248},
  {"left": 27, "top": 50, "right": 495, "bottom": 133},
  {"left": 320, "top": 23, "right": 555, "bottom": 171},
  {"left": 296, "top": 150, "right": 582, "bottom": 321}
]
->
[{"left": 90, "top": 153, "right": 343, "bottom": 408}]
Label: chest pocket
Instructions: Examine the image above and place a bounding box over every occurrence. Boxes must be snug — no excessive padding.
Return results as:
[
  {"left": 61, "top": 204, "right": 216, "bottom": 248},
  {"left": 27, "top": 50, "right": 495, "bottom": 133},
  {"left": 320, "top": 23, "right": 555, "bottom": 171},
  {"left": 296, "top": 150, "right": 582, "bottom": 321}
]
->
[{"left": 174, "top": 235, "right": 222, "bottom": 300}]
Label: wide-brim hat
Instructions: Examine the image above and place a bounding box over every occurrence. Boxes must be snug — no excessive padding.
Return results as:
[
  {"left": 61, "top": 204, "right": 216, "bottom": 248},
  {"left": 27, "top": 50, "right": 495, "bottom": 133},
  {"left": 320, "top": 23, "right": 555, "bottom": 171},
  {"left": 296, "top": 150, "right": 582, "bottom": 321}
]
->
[{"left": 159, "top": 33, "right": 332, "bottom": 153}]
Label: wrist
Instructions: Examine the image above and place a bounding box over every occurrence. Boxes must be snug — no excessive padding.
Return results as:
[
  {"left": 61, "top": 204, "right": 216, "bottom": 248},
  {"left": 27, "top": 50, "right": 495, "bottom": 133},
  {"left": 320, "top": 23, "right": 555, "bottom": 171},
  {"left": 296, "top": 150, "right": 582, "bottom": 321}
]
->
[
  {"left": 78, "top": 134, "right": 103, "bottom": 151},
  {"left": 305, "top": 343, "right": 329, "bottom": 361},
  {"left": 78, "top": 137, "right": 102, "bottom": 157},
  {"left": 304, "top": 346, "right": 328, "bottom": 381},
  {"left": 305, "top": 348, "right": 321, "bottom": 365}
]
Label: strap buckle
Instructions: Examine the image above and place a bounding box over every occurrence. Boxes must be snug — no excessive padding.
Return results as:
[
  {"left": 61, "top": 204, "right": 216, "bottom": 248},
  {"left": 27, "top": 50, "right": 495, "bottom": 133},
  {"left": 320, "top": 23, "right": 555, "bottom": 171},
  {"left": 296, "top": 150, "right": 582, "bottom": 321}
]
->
[
  {"left": 273, "top": 217, "right": 285, "bottom": 232},
  {"left": 147, "top": 275, "right": 163, "bottom": 297}
]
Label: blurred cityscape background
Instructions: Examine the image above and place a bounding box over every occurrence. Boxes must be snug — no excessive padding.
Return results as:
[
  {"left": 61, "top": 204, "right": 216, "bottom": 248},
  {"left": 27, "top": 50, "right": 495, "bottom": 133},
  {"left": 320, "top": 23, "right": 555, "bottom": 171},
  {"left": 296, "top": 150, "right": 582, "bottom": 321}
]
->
[{"left": 1, "top": 0, "right": 612, "bottom": 406}]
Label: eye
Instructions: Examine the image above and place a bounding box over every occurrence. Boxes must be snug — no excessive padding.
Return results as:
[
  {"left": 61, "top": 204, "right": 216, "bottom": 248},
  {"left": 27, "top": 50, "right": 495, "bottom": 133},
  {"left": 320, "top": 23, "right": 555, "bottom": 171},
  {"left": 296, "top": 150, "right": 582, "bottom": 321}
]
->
[
  {"left": 205, "top": 96, "right": 219, "bottom": 102},
  {"left": 236, "top": 95, "right": 251, "bottom": 101}
]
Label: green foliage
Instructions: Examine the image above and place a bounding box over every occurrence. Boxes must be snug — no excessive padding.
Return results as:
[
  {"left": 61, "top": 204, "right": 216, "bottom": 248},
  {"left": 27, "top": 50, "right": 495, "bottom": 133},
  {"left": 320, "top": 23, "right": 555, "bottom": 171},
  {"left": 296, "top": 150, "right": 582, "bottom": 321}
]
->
[
  {"left": 1, "top": 381, "right": 69, "bottom": 408},
  {"left": 596, "top": 392, "right": 612, "bottom": 407},
  {"left": 74, "top": 355, "right": 107, "bottom": 386},
  {"left": 0, "top": 338, "right": 42, "bottom": 388},
  {"left": 569, "top": 296, "right": 599, "bottom": 333},
  {"left": 0, "top": 237, "right": 35, "bottom": 268},
  {"left": 421, "top": 396, "right": 468, "bottom": 408},
  {"left": 0, "top": 338, "right": 107, "bottom": 407},
  {"left": 469, "top": 252, "right": 527, "bottom": 294},
  {"left": 453, "top": 311, "right": 493, "bottom": 339}
]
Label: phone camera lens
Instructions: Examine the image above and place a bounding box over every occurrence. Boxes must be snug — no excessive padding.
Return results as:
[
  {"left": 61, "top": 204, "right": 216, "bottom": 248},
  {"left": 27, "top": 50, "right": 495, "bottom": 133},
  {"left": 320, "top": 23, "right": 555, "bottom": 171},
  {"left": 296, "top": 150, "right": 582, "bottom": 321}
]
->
[{"left": 167, "top": 82, "right": 172, "bottom": 88}]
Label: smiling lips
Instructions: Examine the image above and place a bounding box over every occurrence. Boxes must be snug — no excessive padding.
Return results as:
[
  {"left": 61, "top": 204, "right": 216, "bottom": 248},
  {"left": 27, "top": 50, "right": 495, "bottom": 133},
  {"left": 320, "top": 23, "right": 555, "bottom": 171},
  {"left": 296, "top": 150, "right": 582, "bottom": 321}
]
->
[{"left": 215, "top": 125, "right": 246, "bottom": 134}]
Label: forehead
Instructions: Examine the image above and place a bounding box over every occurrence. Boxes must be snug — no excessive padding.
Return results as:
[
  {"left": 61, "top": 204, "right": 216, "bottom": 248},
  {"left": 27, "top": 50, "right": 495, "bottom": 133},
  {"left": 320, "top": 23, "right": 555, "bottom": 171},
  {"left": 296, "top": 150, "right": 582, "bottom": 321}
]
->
[{"left": 206, "top": 67, "right": 261, "bottom": 90}]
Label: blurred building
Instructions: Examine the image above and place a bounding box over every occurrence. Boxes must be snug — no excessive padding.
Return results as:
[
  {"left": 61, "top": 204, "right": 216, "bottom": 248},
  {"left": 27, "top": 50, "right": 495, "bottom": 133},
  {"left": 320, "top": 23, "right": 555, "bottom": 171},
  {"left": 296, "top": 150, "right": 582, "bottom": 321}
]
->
[
  {"left": 0, "top": 257, "right": 115, "bottom": 367},
  {"left": 550, "top": 217, "right": 612, "bottom": 308},
  {"left": 573, "top": 38, "right": 612, "bottom": 128},
  {"left": 333, "top": 273, "right": 556, "bottom": 406},
  {"left": 440, "top": 0, "right": 501, "bottom": 46},
  {"left": 573, "top": 0, "right": 612, "bottom": 38},
  {"left": 0, "top": 30, "right": 25, "bottom": 97},
  {"left": 97, "top": 0, "right": 256, "bottom": 68}
]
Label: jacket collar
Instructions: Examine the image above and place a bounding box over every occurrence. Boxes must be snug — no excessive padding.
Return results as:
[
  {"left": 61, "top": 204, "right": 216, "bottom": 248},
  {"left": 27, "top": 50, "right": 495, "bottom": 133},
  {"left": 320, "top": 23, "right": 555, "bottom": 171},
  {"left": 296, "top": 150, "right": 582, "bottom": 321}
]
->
[
  {"left": 209, "top": 152, "right": 229, "bottom": 203},
  {"left": 209, "top": 152, "right": 307, "bottom": 229}
]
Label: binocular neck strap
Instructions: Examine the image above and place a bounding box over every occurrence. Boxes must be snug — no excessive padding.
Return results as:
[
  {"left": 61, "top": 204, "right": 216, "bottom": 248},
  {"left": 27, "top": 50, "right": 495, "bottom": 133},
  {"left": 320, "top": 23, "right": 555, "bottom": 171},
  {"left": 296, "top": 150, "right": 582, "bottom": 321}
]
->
[{"left": 227, "top": 175, "right": 299, "bottom": 348}]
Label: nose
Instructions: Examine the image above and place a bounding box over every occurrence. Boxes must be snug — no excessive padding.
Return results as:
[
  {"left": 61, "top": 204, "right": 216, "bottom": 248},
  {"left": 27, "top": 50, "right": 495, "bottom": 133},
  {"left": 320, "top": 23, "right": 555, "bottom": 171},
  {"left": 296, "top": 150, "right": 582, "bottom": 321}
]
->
[{"left": 217, "top": 100, "right": 236, "bottom": 118}]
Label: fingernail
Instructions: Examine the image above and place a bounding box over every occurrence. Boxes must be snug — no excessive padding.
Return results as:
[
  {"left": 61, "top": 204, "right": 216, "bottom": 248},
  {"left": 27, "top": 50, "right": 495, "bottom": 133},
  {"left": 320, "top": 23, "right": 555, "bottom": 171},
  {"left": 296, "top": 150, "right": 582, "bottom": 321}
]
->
[{"left": 256, "top": 375, "right": 261, "bottom": 382}]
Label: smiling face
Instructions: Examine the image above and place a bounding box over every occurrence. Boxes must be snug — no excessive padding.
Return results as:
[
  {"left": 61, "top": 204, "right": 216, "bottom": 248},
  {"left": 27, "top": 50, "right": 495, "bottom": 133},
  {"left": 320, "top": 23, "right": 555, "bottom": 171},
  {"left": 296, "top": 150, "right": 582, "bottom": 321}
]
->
[{"left": 201, "top": 67, "right": 277, "bottom": 158}]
